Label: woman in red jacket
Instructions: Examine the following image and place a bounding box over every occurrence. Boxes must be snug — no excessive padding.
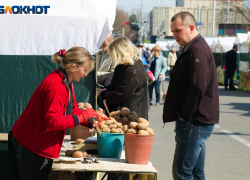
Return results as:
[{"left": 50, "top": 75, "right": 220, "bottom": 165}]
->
[{"left": 9, "top": 47, "right": 97, "bottom": 180}]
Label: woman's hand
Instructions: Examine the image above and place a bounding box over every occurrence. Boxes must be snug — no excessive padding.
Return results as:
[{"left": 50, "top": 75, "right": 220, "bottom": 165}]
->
[{"left": 158, "top": 74, "right": 163, "bottom": 79}]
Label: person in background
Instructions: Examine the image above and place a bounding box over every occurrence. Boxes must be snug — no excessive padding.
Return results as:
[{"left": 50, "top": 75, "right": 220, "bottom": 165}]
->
[
  {"left": 146, "top": 47, "right": 152, "bottom": 63},
  {"left": 168, "top": 48, "right": 177, "bottom": 78},
  {"left": 99, "top": 37, "right": 148, "bottom": 120},
  {"left": 177, "top": 46, "right": 182, "bottom": 57},
  {"left": 224, "top": 45, "right": 238, "bottom": 90},
  {"left": 96, "top": 33, "right": 117, "bottom": 86},
  {"left": 141, "top": 44, "right": 149, "bottom": 60},
  {"left": 8, "top": 47, "right": 97, "bottom": 180},
  {"left": 136, "top": 44, "right": 148, "bottom": 66},
  {"left": 148, "top": 45, "right": 167, "bottom": 106},
  {"left": 163, "top": 12, "right": 219, "bottom": 180}
]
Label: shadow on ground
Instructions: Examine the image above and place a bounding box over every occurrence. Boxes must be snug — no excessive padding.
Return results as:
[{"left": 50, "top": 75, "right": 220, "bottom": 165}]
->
[{"left": 220, "top": 103, "right": 250, "bottom": 117}]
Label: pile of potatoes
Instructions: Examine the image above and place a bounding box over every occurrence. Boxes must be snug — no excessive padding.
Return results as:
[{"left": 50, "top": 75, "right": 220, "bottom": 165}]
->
[
  {"left": 123, "top": 118, "right": 154, "bottom": 135},
  {"left": 99, "top": 117, "right": 124, "bottom": 133},
  {"left": 110, "top": 107, "right": 138, "bottom": 126},
  {"left": 78, "top": 102, "right": 92, "bottom": 111}
]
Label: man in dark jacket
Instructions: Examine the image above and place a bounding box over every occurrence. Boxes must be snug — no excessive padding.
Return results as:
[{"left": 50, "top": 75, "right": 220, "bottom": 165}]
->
[
  {"left": 163, "top": 12, "right": 219, "bottom": 180},
  {"left": 224, "top": 45, "right": 238, "bottom": 90}
]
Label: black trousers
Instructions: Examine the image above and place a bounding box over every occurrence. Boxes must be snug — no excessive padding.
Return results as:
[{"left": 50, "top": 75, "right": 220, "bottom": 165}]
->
[
  {"left": 8, "top": 131, "right": 53, "bottom": 180},
  {"left": 224, "top": 69, "right": 235, "bottom": 89}
]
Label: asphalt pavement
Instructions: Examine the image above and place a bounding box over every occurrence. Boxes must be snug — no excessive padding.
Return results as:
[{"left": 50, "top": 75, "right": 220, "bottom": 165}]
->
[{"left": 149, "top": 73, "right": 250, "bottom": 180}]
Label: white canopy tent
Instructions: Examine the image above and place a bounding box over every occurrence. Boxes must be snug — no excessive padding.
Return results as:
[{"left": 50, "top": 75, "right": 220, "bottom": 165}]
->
[
  {"left": 143, "top": 43, "right": 156, "bottom": 50},
  {"left": 210, "top": 38, "right": 219, "bottom": 52},
  {"left": 0, "top": 0, "right": 117, "bottom": 55},
  {"left": 215, "top": 37, "right": 236, "bottom": 53},
  {"left": 241, "top": 32, "right": 250, "bottom": 53},
  {"left": 234, "top": 33, "right": 249, "bottom": 53}
]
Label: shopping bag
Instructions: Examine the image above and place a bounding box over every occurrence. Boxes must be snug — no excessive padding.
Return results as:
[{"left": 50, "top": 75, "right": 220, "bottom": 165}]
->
[{"left": 147, "top": 70, "right": 155, "bottom": 85}]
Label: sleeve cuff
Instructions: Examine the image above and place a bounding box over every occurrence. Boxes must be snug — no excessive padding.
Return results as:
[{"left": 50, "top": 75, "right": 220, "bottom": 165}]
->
[{"left": 72, "top": 115, "right": 79, "bottom": 127}]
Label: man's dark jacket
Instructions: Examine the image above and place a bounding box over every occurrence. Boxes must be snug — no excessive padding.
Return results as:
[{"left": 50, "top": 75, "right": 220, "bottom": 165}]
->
[
  {"left": 225, "top": 50, "right": 237, "bottom": 70},
  {"left": 163, "top": 34, "right": 219, "bottom": 125},
  {"left": 100, "top": 59, "right": 148, "bottom": 120}
]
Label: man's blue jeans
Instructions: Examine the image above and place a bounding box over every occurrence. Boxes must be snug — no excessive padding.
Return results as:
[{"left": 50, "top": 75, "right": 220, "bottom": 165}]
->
[
  {"left": 173, "top": 119, "right": 214, "bottom": 180},
  {"left": 148, "top": 81, "right": 161, "bottom": 103}
]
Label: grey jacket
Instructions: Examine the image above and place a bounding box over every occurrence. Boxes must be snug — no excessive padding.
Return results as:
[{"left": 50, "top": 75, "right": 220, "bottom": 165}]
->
[
  {"left": 96, "top": 49, "right": 117, "bottom": 76},
  {"left": 149, "top": 54, "right": 167, "bottom": 81}
]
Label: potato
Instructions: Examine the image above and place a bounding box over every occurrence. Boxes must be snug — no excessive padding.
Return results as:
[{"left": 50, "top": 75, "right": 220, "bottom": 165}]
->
[
  {"left": 121, "top": 108, "right": 130, "bottom": 117},
  {"left": 84, "top": 103, "right": 92, "bottom": 109},
  {"left": 131, "top": 111, "right": 138, "bottom": 120},
  {"left": 115, "top": 122, "right": 122, "bottom": 128},
  {"left": 117, "top": 128, "right": 123, "bottom": 133},
  {"left": 115, "top": 110, "right": 121, "bottom": 116},
  {"left": 100, "top": 124, "right": 108, "bottom": 129},
  {"left": 146, "top": 127, "right": 154, "bottom": 135},
  {"left": 109, "top": 117, "right": 115, "bottom": 121},
  {"left": 109, "top": 124, "right": 117, "bottom": 129},
  {"left": 114, "top": 116, "right": 121, "bottom": 121},
  {"left": 122, "top": 125, "right": 128, "bottom": 133},
  {"left": 82, "top": 151, "right": 88, "bottom": 157},
  {"left": 127, "top": 128, "right": 137, "bottom": 134},
  {"left": 110, "top": 112, "right": 116, "bottom": 117},
  {"left": 111, "top": 128, "right": 120, "bottom": 133},
  {"left": 138, "top": 130, "right": 150, "bottom": 135},
  {"left": 76, "top": 138, "right": 84, "bottom": 145},
  {"left": 65, "top": 150, "right": 74, "bottom": 157},
  {"left": 121, "top": 117, "right": 130, "bottom": 126},
  {"left": 137, "top": 123, "right": 149, "bottom": 130},
  {"left": 72, "top": 151, "right": 83, "bottom": 158},
  {"left": 100, "top": 121, "right": 106, "bottom": 127},
  {"left": 105, "top": 120, "right": 114, "bottom": 125},
  {"left": 129, "top": 122, "right": 138, "bottom": 128},
  {"left": 138, "top": 118, "right": 149, "bottom": 126},
  {"left": 78, "top": 102, "right": 84, "bottom": 108},
  {"left": 127, "top": 114, "right": 136, "bottom": 121},
  {"left": 102, "top": 127, "right": 111, "bottom": 133},
  {"left": 78, "top": 102, "right": 86, "bottom": 111}
]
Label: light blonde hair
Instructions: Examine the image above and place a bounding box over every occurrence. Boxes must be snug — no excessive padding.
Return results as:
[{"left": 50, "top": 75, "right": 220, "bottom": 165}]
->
[
  {"left": 52, "top": 47, "right": 95, "bottom": 72},
  {"left": 107, "top": 37, "right": 140, "bottom": 65},
  {"left": 152, "top": 45, "right": 161, "bottom": 52}
]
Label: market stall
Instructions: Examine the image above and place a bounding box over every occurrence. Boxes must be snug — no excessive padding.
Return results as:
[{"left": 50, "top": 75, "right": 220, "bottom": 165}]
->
[
  {"left": 0, "top": 0, "right": 116, "bottom": 179},
  {"left": 238, "top": 32, "right": 250, "bottom": 91}
]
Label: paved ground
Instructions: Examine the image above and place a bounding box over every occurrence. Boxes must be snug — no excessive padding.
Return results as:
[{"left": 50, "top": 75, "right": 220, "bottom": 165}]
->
[{"left": 149, "top": 74, "right": 250, "bottom": 180}]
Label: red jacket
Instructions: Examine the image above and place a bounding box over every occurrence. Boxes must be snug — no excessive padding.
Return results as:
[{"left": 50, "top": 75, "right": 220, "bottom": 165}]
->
[{"left": 12, "top": 69, "right": 86, "bottom": 159}]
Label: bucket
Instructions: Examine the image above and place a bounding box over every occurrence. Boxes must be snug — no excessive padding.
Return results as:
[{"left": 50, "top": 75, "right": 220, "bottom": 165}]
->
[
  {"left": 97, "top": 132, "right": 124, "bottom": 159},
  {"left": 70, "top": 125, "right": 93, "bottom": 141},
  {"left": 125, "top": 133, "right": 154, "bottom": 165}
]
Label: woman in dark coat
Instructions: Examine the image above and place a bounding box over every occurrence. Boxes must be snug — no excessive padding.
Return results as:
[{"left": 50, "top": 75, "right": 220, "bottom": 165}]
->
[{"left": 99, "top": 37, "right": 148, "bottom": 120}]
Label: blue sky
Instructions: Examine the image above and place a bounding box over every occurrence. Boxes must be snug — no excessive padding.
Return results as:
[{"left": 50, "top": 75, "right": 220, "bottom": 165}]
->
[{"left": 116, "top": 0, "right": 176, "bottom": 14}]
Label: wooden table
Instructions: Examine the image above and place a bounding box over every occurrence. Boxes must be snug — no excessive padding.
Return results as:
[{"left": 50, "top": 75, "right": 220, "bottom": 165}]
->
[{"left": 52, "top": 135, "right": 158, "bottom": 180}]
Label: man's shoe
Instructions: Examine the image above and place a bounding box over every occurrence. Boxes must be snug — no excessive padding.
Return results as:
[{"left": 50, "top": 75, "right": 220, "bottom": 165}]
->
[
  {"left": 155, "top": 103, "right": 160, "bottom": 106},
  {"left": 150, "top": 102, "right": 153, "bottom": 105},
  {"left": 225, "top": 87, "right": 228, "bottom": 90}
]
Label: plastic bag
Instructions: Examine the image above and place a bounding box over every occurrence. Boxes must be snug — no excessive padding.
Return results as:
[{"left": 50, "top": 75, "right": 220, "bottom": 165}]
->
[{"left": 147, "top": 70, "right": 155, "bottom": 85}]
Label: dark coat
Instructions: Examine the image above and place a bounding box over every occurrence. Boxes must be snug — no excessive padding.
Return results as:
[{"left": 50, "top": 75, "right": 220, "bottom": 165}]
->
[
  {"left": 100, "top": 59, "right": 148, "bottom": 120},
  {"left": 225, "top": 49, "right": 237, "bottom": 70},
  {"left": 163, "top": 34, "right": 219, "bottom": 125}
]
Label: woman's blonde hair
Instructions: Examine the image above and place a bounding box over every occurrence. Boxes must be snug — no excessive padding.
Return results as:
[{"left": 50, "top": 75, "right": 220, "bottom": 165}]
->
[
  {"left": 152, "top": 45, "right": 161, "bottom": 52},
  {"left": 52, "top": 47, "right": 95, "bottom": 72},
  {"left": 107, "top": 37, "right": 140, "bottom": 65}
]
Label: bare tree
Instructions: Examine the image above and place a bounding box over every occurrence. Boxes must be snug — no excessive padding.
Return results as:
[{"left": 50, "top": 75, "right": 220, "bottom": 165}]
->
[
  {"left": 113, "top": 8, "right": 139, "bottom": 42},
  {"left": 217, "top": 0, "right": 250, "bottom": 23}
]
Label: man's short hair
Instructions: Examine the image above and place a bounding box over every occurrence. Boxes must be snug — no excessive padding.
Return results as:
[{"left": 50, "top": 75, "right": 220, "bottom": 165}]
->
[
  {"left": 233, "top": 45, "right": 238, "bottom": 49},
  {"left": 171, "top": 11, "right": 197, "bottom": 29}
]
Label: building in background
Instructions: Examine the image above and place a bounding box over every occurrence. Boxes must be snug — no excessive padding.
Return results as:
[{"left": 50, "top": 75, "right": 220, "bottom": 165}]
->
[{"left": 149, "top": 0, "right": 250, "bottom": 43}]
